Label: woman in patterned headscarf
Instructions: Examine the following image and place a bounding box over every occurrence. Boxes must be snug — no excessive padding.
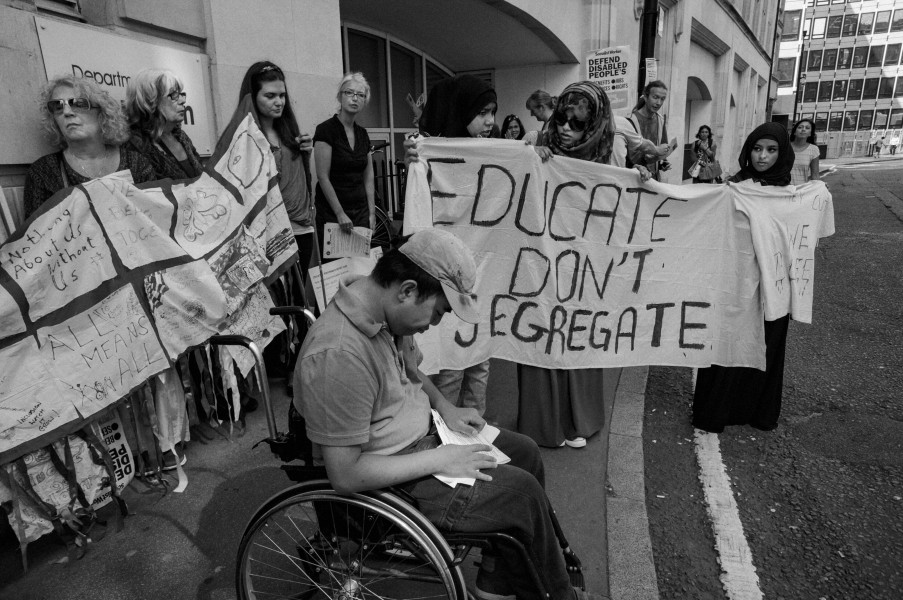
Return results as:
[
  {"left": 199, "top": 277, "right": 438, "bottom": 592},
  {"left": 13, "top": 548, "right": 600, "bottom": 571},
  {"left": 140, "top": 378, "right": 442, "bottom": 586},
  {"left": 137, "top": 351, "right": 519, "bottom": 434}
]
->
[{"left": 518, "top": 80, "right": 648, "bottom": 449}]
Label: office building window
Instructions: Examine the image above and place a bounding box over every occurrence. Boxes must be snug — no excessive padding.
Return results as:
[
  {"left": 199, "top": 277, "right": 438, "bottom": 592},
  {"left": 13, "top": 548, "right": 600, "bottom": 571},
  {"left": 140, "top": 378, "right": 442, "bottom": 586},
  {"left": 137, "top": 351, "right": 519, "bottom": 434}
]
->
[
  {"left": 833, "top": 80, "right": 848, "bottom": 100},
  {"left": 868, "top": 45, "right": 885, "bottom": 68},
  {"left": 837, "top": 47, "right": 853, "bottom": 69},
  {"left": 859, "top": 109, "right": 874, "bottom": 130},
  {"left": 808, "top": 50, "right": 823, "bottom": 71},
  {"left": 875, "top": 11, "right": 892, "bottom": 34},
  {"left": 843, "top": 111, "right": 859, "bottom": 131},
  {"left": 826, "top": 15, "right": 844, "bottom": 38},
  {"left": 842, "top": 14, "right": 858, "bottom": 36},
  {"left": 858, "top": 13, "right": 874, "bottom": 36},
  {"left": 892, "top": 10, "right": 903, "bottom": 32},
  {"left": 890, "top": 108, "right": 903, "bottom": 128},
  {"left": 804, "top": 82, "right": 819, "bottom": 102},
  {"left": 818, "top": 81, "right": 833, "bottom": 101},
  {"left": 863, "top": 77, "right": 880, "bottom": 100},
  {"left": 852, "top": 46, "right": 869, "bottom": 68},
  {"left": 777, "top": 58, "right": 797, "bottom": 86},
  {"left": 814, "top": 112, "right": 829, "bottom": 132},
  {"left": 822, "top": 48, "right": 838, "bottom": 70},
  {"left": 848, "top": 78, "right": 864, "bottom": 100},
  {"left": 816, "top": 0, "right": 829, "bottom": 5},
  {"left": 783, "top": 10, "right": 802, "bottom": 40},
  {"left": 875, "top": 108, "right": 890, "bottom": 128},
  {"left": 811, "top": 17, "right": 827, "bottom": 38},
  {"left": 829, "top": 111, "right": 844, "bottom": 131},
  {"left": 801, "top": 113, "right": 814, "bottom": 121},
  {"left": 885, "top": 44, "right": 901, "bottom": 66},
  {"left": 879, "top": 77, "right": 895, "bottom": 99},
  {"left": 896, "top": 77, "right": 903, "bottom": 97}
]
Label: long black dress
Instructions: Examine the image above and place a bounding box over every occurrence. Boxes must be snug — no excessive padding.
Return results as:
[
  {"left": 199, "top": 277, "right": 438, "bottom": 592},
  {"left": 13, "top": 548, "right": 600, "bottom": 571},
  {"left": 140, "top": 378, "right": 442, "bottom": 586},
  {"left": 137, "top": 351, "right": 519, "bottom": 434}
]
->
[{"left": 692, "top": 315, "right": 790, "bottom": 433}]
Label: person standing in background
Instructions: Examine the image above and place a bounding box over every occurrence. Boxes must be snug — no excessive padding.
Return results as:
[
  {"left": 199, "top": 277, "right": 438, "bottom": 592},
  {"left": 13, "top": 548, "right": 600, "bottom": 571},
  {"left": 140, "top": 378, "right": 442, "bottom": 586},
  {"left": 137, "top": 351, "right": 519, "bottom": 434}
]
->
[
  {"left": 501, "top": 114, "right": 525, "bottom": 140},
  {"left": 126, "top": 69, "right": 204, "bottom": 180},
  {"left": 523, "top": 89, "right": 556, "bottom": 146},
  {"left": 789, "top": 118, "right": 820, "bottom": 186},
  {"left": 691, "top": 125, "right": 718, "bottom": 184},
  {"left": 628, "top": 80, "right": 673, "bottom": 181},
  {"left": 313, "top": 72, "right": 375, "bottom": 248}
]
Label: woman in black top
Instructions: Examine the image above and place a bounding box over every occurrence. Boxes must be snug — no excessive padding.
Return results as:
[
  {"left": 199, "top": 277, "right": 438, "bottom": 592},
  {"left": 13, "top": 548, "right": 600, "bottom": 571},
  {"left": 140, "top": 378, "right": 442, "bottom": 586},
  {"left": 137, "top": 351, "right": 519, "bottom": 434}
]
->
[
  {"left": 24, "top": 75, "right": 155, "bottom": 219},
  {"left": 126, "top": 69, "right": 204, "bottom": 180},
  {"left": 313, "top": 72, "right": 375, "bottom": 242}
]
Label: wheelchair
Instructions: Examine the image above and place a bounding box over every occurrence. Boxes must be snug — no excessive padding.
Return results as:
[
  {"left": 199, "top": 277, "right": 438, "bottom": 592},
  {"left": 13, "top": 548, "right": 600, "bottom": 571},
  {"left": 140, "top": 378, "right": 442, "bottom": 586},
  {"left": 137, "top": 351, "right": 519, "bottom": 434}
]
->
[{"left": 234, "top": 307, "right": 584, "bottom": 600}]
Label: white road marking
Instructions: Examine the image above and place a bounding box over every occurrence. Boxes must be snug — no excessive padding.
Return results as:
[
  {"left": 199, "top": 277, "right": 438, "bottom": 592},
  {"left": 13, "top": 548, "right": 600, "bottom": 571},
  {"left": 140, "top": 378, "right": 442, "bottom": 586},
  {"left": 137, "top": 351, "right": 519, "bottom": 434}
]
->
[{"left": 692, "top": 369, "right": 763, "bottom": 600}]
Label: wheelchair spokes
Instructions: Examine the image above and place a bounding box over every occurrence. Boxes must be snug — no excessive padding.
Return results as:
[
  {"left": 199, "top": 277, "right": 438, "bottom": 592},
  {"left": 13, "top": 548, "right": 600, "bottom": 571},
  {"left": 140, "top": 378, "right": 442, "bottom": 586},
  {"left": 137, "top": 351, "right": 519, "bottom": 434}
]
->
[{"left": 238, "top": 490, "right": 461, "bottom": 600}]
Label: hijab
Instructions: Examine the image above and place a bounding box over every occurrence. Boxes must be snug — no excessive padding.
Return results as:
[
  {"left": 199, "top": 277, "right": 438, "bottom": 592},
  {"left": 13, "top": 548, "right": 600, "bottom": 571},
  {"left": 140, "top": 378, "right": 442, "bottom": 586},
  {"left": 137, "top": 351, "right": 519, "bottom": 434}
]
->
[
  {"left": 419, "top": 75, "right": 497, "bottom": 138},
  {"left": 543, "top": 81, "right": 614, "bottom": 164},
  {"left": 732, "top": 122, "right": 794, "bottom": 186}
]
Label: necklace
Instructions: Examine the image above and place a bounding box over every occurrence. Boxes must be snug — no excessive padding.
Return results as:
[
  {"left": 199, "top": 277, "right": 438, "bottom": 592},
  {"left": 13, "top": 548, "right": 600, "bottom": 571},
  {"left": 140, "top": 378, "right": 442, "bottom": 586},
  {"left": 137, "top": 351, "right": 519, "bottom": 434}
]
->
[{"left": 67, "top": 146, "right": 114, "bottom": 179}]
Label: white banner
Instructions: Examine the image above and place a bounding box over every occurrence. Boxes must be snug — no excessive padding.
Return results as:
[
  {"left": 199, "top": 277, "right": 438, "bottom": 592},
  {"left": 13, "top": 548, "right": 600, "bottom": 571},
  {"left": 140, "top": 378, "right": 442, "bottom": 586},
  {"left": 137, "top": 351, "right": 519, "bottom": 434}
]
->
[
  {"left": 403, "top": 139, "right": 833, "bottom": 374},
  {"left": 34, "top": 16, "right": 215, "bottom": 154}
]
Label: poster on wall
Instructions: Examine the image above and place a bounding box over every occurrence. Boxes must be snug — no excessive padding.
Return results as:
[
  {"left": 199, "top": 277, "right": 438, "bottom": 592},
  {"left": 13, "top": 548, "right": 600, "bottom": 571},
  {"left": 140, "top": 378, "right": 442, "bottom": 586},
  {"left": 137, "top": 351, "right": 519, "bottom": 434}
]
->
[
  {"left": 34, "top": 16, "right": 215, "bottom": 154},
  {"left": 585, "top": 46, "right": 634, "bottom": 110}
]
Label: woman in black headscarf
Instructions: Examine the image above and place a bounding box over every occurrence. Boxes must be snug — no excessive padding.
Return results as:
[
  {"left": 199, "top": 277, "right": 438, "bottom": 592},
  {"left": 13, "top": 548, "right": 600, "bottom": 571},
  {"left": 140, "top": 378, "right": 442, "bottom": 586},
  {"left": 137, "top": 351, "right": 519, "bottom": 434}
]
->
[{"left": 692, "top": 122, "right": 795, "bottom": 433}]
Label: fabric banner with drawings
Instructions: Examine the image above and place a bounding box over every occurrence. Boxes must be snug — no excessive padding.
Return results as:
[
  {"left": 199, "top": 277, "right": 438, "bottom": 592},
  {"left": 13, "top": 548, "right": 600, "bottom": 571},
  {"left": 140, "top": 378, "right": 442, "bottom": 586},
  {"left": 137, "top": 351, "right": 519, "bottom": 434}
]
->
[{"left": 0, "top": 115, "right": 295, "bottom": 461}]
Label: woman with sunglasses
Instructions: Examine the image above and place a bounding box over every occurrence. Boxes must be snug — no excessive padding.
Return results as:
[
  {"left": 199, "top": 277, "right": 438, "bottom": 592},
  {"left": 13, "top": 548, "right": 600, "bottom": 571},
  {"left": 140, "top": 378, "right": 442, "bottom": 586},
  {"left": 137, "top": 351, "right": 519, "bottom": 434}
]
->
[
  {"left": 314, "top": 72, "right": 375, "bottom": 245},
  {"left": 520, "top": 80, "right": 649, "bottom": 450},
  {"left": 126, "top": 69, "right": 203, "bottom": 180},
  {"left": 23, "top": 75, "right": 155, "bottom": 219}
]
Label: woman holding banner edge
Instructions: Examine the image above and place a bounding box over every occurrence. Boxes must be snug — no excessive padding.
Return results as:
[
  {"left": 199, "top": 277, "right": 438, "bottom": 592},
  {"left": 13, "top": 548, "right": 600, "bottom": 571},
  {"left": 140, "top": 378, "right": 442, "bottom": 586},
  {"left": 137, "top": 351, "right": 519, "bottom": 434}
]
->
[
  {"left": 692, "top": 122, "right": 796, "bottom": 433},
  {"left": 521, "top": 80, "right": 651, "bottom": 448}
]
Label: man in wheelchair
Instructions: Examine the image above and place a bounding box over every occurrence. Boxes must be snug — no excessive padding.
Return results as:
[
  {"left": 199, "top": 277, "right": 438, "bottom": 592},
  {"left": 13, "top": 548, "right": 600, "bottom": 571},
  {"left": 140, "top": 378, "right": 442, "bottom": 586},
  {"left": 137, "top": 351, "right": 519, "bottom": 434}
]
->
[{"left": 293, "top": 228, "right": 598, "bottom": 600}]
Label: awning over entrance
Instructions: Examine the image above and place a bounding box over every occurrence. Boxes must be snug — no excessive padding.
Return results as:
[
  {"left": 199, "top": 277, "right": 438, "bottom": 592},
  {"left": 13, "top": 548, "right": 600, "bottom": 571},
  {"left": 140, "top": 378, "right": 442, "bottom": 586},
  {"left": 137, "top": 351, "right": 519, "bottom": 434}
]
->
[{"left": 340, "top": 0, "right": 578, "bottom": 71}]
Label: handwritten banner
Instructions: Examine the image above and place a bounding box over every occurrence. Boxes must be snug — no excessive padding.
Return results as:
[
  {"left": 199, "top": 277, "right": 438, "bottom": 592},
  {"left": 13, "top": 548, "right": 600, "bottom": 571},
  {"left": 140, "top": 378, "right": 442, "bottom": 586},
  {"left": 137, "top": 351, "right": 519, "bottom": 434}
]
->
[
  {"left": 0, "top": 116, "right": 295, "bottom": 459},
  {"left": 403, "top": 139, "right": 833, "bottom": 374}
]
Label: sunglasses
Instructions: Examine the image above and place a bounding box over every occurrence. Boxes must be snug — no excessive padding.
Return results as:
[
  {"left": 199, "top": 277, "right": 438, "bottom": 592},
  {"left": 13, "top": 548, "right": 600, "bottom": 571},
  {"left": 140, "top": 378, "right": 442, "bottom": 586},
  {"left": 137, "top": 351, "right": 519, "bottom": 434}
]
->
[
  {"left": 167, "top": 90, "right": 187, "bottom": 102},
  {"left": 46, "top": 98, "right": 93, "bottom": 114},
  {"left": 553, "top": 111, "right": 587, "bottom": 132}
]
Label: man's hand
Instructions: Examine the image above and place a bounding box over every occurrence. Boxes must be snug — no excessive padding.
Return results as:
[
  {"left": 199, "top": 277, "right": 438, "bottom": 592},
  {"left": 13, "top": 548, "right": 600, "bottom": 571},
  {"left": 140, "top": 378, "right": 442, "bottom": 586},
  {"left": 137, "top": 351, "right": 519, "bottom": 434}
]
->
[
  {"left": 439, "top": 404, "right": 485, "bottom": 436},
  {"left": 434, "top": 444, "right": 497, "bottom": 482},
  {"left": 403, "top": 134, "right": 423, "bottom": 167}
]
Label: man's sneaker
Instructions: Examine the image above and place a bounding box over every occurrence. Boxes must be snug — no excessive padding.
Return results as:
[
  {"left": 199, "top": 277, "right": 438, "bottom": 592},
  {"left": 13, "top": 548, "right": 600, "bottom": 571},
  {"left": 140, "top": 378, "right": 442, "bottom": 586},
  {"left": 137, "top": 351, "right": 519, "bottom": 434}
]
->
[{"left": 161, "top": 450, "right": 187, "bottom": 471}]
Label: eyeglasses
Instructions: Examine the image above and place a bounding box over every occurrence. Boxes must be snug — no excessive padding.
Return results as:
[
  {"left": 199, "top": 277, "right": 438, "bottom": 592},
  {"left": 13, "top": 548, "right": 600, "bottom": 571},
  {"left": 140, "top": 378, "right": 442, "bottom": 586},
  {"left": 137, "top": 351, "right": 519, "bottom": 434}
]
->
[
  {"left": 167, "top": 90, "right": 187, "bottom": 102},
  {"left": 552, "top": 111, "right": 587, "bottom": 132},
  {"left": 46, "top": 98, "right": 93, "bottom": 114},
  {"left": 342, "top": 90, "right": 367, "bottom": 100}
]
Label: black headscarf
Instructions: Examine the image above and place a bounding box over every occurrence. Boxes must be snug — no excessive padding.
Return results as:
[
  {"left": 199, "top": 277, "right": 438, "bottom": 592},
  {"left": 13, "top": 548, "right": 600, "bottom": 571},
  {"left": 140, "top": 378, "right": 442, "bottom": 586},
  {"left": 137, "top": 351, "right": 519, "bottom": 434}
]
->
[
  {"left": 419, "top": 75, "right": 497, "bottom": 138},
  {"left": 732, "top": 122, "right": 795, "bottom": 186}
]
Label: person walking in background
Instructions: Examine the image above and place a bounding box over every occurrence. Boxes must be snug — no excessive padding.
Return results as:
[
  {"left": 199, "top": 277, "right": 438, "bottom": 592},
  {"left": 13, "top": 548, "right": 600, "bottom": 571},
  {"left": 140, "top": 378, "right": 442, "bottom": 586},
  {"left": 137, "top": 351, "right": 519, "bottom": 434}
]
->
[
  {"left": 876, "top": 136, "right": 885, "bottom": 157},
  {"left": 520, "top": 80, "right": 626, "bottom": 449},
  {"left": 692, "top": 122, "right": 797, "bottom": 434},
  {"left": 691, "top": 125, "right": 718, "bottom": 183},
  {"left": 890, "top": 135, "right": 899, "bottom": 155},
  {"left": 501, "top": 114, "right": 525, "bottom": 140},
  {"left": 523, "top": 89, "right": 556, "bottom": 145},
  {"left": 789, "top": 118, "right": 820, "bottom": 186},
  {"left": 24, "top": 75, "right": 155, "bottom": 219},
  {"left": 406, "top": 74, "right": 498, "bottom": 416},
  {"left": 628, "top": 80, "right": 673, "bottom": 181},
  {"left": 126, "top": 69, "right": 204, "bottom": 180},
  {"left": 313, "top": 72, "right": 375, "bottom": 247}
]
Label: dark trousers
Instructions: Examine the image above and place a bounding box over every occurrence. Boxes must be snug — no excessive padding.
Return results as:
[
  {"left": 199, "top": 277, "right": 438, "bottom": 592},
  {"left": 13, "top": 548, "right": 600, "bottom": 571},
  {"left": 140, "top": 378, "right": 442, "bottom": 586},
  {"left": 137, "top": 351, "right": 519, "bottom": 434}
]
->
[{"left": 405, "top": 429, "right": 571, "bottom": 600}]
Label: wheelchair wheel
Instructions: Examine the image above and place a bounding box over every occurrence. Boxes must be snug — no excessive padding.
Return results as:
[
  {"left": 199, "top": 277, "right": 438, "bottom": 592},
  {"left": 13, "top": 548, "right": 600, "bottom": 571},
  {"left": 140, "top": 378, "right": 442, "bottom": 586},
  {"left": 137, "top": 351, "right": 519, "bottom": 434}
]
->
[
  {"left": 371, "top": 205, "right": 395, "bottom": 251},
  {"left": 236, "top": 482, "right": 466, "bottom": 600}
]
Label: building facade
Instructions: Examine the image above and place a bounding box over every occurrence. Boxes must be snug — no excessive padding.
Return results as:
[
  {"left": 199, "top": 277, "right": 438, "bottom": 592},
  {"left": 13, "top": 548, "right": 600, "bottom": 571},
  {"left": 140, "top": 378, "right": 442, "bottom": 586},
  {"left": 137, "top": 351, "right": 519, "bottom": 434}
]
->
[
  {"left": 0, "top": 0, "right": 781, "bottom": 218},
  {"left": 773, "top": 0, "right": 903, "bottom": 157}
]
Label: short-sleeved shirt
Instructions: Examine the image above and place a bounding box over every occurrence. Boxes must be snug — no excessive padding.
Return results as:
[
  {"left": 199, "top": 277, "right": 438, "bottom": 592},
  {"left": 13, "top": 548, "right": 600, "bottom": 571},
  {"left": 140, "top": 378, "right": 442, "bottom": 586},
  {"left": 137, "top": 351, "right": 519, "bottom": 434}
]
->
[
  {"left": 293, "top": 276, "right": 431, "bottom": 455},
  {"left": 313, "top": 115, "right": 371, "bottom": 223},
  {"left": 790, "top": 143, "right": 820, "bottom": 186},
  {"left": 23, "top": 148, "right": 156, "bottom": 218}
]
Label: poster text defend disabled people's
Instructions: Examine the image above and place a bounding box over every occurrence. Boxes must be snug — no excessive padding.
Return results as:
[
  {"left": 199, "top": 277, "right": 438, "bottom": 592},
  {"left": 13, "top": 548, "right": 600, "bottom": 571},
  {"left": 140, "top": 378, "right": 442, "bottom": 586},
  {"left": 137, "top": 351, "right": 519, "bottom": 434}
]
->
[{"left": 403, "top": 139, "right": 833, "bottom": 374}]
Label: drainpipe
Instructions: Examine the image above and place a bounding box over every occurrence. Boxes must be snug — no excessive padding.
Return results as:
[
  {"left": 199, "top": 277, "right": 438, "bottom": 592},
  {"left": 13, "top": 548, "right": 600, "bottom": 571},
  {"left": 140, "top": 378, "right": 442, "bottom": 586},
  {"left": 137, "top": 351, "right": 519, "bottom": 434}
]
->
[{"left": 638, "top": 0, "right": 660, "bottom": 94}]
